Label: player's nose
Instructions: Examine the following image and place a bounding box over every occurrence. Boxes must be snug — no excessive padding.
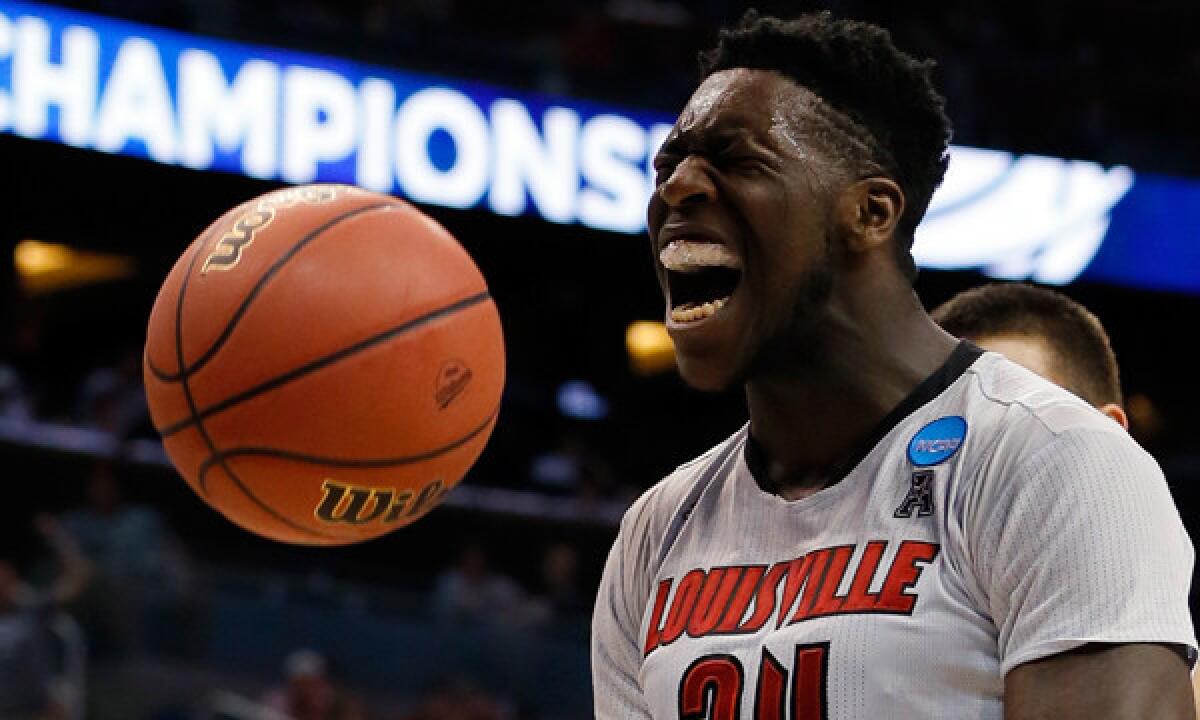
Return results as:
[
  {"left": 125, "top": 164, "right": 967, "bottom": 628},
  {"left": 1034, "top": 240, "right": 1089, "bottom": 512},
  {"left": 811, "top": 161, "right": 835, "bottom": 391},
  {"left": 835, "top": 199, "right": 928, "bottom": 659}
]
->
[{"left": 658, "top": 156, "right": 717, "bottom": 208}]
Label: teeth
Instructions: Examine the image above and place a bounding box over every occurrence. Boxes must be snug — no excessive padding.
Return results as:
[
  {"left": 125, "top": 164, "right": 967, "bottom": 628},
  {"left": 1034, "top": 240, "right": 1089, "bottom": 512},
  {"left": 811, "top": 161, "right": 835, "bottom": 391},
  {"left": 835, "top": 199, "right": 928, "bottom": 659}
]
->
[
  {"left": 670, "top": 297, "right": 728, "bottom": 324},
  {"left": 660, "top": 240, "right": 742, "bottom": 272}
]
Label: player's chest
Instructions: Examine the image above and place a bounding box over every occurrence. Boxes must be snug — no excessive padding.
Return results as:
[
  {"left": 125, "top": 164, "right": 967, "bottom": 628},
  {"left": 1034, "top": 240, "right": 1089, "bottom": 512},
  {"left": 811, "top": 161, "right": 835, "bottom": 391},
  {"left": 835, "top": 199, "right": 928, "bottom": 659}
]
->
[
  {"left": 635, "top": 468, "right": 984, "bottom": 719},
  {"left": 642, "top": 455, "right": 955, "bottom": 649},
  {"left": 637, "top": 532, "right": 973, "bottom": 720},
  {"left": 641, "top": 537, "right": 941, "bottom": 656}
]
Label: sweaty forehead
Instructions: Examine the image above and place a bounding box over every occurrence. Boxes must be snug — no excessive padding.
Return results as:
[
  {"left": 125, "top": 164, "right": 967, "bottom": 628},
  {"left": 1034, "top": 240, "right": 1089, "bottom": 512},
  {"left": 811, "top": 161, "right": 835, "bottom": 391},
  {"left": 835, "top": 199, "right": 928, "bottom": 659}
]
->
[
  {"left": 678, "top": 69, "right": 791, "bottom": 132},
  {"left": 674, "top": 68, "right": 833, "bottom": 152}
]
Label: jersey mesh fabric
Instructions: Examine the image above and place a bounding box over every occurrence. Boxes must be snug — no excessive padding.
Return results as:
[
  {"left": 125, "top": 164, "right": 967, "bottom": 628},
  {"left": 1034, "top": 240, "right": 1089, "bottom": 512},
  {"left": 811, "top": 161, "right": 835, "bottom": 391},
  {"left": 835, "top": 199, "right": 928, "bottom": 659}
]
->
[{"left": 591, "top": 352, "right": 1196, "bottom": 719}]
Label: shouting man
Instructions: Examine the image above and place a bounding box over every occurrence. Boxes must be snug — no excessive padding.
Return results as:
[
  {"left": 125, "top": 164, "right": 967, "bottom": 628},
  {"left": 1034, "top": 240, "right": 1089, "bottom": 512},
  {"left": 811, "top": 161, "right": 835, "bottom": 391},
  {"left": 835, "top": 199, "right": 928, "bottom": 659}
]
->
[{"left": 592, "top": 12, "right": 1195, "bottom": 720}]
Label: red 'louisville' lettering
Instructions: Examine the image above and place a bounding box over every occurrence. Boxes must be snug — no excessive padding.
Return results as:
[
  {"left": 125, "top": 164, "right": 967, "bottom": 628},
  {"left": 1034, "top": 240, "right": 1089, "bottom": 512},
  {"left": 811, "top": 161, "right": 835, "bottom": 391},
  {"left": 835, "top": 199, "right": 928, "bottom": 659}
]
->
[
  {"left": 734, "top": 562, "right": 789, "bottom": 633},
  {"left": 714, "top": 565, "right": 767, "bottom": 633},
  {"left": 876, "top": 540, "right": 940, "bottom": 612},
  {"left": 687, "top": 567, "right": 744, "bottom": 637},
  {"left": 802, "top": 546, "right": 854, "bottom": 621},
  {"left": 846, "top": 541, "right": 888, "bottom": 606},
  {"left": 643, "top": 580, "right": 673, "bottom": 655},
  {"left": 660, "top": 569, "right": 706, "bottom": 646},
  {"left": 777, "top": 554, "right": 820, "bottom": 629},
  {"left": 644, "top": 540, "right": 940, "bottom": 656}
]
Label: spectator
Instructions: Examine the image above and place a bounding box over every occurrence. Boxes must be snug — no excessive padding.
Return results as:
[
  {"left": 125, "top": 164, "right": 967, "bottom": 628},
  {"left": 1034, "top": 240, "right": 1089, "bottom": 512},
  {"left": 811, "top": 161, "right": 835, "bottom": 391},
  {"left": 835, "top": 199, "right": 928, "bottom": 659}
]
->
[
  {"left": 75, "top": 347, "right": 151, "bottom": 438},
  {"left": 529, "top": 431, "right": 617, "bottom": 500},
  {"left": 60, "top": 461, "right": 193, "bottom": 658},
  {"left": 399, "top": 679, "right": 511, "bottom": 720},
  {"left": 0, "top": 363, "right": 34, "bottom": 421},
  {"left": 529, "top": 435, "right": 585, "bottom": 495},
  {"left": 62, "top": 461, "right": 190, "bottom": 593},
  {"left": 432, "top": 545, "right": 525, "bottom": 626},
  {"left": 0, "top": 515, "right": 91, "bottom": 720},
  {"left": 261, "top": 648, "right": 370, "bottom": 720},
  {"left": 526, "top": 542, "right": 585, "bottom": 627},
  {"left": 4, "top": 308, "right": 46, "bottom": 419}
]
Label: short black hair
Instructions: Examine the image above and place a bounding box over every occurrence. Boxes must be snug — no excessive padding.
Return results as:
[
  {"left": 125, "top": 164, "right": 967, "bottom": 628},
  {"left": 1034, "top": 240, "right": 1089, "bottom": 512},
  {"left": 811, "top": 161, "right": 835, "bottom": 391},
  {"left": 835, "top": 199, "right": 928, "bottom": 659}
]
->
[
  {"left": 699, "top": 10, "right": 952, "bottom": 281},
  {"left": 932, "top": 283, "right": 1122, "bottom": 407}
]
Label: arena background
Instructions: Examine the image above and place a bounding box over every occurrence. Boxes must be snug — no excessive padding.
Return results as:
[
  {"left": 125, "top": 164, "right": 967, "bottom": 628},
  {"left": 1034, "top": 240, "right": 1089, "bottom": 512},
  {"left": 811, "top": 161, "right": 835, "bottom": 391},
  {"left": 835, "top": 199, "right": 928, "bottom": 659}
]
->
[{"left": 1, "top": 1, "right": 1199, "bottom": 718}]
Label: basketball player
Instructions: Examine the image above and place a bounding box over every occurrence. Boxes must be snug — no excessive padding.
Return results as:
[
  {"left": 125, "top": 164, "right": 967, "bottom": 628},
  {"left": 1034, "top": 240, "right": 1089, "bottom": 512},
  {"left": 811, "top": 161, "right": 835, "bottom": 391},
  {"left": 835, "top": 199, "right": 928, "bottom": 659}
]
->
[
  {"left": 934, "top": 283, "right": 1200, "bottom": 714},
  {"left": 592, "top": 12, "right": 1196, "bottom": 719},
  {"left": 932, "top": 283, "right": 1127, "bottom": 429}
]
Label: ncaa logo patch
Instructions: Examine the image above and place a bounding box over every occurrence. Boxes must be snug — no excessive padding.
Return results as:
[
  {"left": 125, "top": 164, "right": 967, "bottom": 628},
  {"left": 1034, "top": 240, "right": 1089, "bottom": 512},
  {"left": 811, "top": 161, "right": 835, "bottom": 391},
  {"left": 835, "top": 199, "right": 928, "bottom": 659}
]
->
[{"left": 907, "top": 416, "right": 967, "bottom": 466}]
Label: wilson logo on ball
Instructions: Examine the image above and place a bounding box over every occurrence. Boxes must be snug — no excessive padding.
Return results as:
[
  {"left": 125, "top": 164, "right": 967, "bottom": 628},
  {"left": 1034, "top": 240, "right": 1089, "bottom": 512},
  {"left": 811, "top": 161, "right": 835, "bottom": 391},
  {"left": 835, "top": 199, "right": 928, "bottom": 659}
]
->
[
  {"left": 436, "top": 360, "right": 474, "bottom": 409},
  {"left": 146, "top": 184, "right": 504, "bottom": 545},
  {"left": 202, "top": 185, "right": 344, "bottom": 275},
  {"left": 314, "top": 478, "right": 447, "bottom": 525}
]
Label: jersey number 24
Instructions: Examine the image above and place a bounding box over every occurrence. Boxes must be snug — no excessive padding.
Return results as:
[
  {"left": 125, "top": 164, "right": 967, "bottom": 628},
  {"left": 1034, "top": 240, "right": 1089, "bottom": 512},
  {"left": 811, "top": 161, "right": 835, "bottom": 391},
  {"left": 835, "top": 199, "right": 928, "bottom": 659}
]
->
[{"left": 679, "top": 643, "right": 829, "bottom": 720}]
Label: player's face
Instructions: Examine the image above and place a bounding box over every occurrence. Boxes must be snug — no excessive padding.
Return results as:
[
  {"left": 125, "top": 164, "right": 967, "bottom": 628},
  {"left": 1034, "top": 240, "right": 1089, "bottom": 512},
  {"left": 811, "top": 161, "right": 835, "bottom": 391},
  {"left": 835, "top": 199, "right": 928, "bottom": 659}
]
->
[{"left": 648, "top": 69, "right": 840, "bottom": 391}]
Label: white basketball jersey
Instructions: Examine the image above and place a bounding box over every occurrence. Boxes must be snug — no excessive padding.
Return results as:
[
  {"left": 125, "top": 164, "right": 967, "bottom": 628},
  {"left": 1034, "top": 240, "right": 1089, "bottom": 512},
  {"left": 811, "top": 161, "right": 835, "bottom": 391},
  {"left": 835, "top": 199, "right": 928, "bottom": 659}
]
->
[{"left": 593, "top": 345, "right": 1196, "bottom": 719}]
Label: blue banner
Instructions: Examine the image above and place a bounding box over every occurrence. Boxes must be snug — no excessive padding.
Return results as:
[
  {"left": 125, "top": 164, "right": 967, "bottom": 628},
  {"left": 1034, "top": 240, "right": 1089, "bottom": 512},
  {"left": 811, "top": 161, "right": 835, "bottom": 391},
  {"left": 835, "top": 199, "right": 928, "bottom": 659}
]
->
[
  {"left": 1086, "top": 175, "right": 1200, "bottom": 294},
  {"left": 0, "top": 0, "right": 671, "bottom": 234},
  {"left": 1, "top": 0, "right": 1196, "bottom": 292}
]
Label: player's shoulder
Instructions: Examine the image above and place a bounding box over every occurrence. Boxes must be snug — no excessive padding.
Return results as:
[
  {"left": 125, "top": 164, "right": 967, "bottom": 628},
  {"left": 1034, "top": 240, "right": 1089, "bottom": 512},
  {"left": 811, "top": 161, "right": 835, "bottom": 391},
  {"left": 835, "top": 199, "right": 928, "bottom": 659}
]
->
[
  {"left": 966, "top": 352, "right": 1123, "bottom": 435},
  {"left": 961, "top": 352, "right": 1153, "bottom": 473},
  {"left": 617, "top": 426, "right": 745, "bottom": 541}
]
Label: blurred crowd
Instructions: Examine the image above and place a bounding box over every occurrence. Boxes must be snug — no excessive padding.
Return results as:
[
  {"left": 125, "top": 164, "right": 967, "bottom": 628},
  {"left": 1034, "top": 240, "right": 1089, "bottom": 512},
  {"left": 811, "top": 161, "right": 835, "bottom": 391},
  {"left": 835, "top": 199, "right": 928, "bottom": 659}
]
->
[
  {"left": 1, "top": 351, "right": 149, "bottom": 437},
  {"left": 1, "top": 457, "right": 597, "bottom": 719},
  {"left": 0, "top": 314, "right": 599, "bottom": 717},
  {"left": 0, "top": 289, "right": 626, "bottom": 719}
]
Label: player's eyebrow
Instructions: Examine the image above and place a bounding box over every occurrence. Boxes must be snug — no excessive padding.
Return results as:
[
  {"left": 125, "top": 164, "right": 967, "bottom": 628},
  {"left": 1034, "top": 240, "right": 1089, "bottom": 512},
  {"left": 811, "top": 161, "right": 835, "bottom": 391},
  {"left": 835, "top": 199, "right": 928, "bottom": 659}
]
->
[
  {"left": 655, "top": 133, "right": 685, "bottom": 158},
  {"left": 657, "top": 127, "right": 757, "bottom": 160}
]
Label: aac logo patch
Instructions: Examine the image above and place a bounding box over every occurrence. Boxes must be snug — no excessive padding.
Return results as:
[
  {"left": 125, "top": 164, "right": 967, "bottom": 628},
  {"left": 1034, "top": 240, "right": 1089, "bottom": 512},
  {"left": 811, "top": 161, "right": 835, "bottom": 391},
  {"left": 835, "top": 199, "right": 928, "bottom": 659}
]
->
[{"left": 907, "top": 416, "right": 967, "bottom": 466}]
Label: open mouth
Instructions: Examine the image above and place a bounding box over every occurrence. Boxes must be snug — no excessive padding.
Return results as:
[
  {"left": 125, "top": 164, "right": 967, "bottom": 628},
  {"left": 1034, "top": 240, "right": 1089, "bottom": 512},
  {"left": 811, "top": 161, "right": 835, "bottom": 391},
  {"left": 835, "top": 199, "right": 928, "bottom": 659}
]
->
[{"left": 659, "top": 240, "right": 743, "bottom": 324}]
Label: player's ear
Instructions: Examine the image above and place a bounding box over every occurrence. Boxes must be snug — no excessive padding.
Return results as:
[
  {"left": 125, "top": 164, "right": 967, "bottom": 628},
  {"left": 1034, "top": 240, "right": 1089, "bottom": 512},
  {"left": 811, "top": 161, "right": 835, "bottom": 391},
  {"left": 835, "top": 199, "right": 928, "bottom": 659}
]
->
[
  {"left": 837, "top": 176, "right": 905, "bottom": 255},
  {"left": 1099, "top": 403, "right": 1130, "bottom": 431}
]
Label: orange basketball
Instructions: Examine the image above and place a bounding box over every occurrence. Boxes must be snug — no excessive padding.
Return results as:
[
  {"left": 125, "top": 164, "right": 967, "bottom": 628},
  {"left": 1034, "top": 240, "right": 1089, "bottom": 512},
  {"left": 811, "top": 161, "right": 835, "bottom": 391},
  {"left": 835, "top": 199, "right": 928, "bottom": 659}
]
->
[{"left": 143, "top": 184, "right": 504, "bottom": 545}]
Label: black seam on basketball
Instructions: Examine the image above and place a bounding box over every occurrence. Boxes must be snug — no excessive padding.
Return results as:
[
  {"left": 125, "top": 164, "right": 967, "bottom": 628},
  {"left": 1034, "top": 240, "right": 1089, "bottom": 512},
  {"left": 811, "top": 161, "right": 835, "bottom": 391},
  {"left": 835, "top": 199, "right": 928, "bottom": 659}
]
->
[
  {"left": 155, "top": 291, "right": 492, "bottom": 438},
  {"left": 147, "top": 199, "right": 254, "bottom": 382},
  {"left": 194, "top": 409, "right": 498, "bottom": 487},
  {"left": 145, "top": 209, "right": 242, "bottom": 382},
  {"left": 173, "top": 213, "right": 333, "bottom": 540},
  {"left": 149, "top": 200, "right": 401, "bottom": 384},
  {"left": 146, "top": 357, "right": 175, "bottom": 381}
]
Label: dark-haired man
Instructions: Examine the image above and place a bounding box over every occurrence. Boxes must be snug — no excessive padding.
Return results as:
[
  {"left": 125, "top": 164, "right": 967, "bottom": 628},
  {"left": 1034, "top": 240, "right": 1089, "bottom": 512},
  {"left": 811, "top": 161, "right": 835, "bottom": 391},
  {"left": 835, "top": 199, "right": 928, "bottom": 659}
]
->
[
  {"left": 933, "top": 282, "right": 1127, "bottom": 428},
  {"left": 592, "top": 11, "right": 1195, "bottom": 719}
]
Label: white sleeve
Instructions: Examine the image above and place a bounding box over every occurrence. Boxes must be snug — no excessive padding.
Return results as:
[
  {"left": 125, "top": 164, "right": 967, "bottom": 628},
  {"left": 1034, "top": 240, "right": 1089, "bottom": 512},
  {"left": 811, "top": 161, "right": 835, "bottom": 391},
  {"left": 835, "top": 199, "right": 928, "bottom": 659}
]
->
[
  {"left": 969, "top": 426, "right": 1197, "bottom": 675},
  {"left": 592, "top": 509, "right": 654, "bottom": 719}
]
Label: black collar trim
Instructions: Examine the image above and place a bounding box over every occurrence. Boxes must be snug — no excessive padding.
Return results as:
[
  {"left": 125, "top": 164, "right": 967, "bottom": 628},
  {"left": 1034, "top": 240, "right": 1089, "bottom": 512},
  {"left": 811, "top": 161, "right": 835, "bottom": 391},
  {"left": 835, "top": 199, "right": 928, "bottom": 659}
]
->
[{"left": 746, "top": 341, "right": 984, "bottom": 493}]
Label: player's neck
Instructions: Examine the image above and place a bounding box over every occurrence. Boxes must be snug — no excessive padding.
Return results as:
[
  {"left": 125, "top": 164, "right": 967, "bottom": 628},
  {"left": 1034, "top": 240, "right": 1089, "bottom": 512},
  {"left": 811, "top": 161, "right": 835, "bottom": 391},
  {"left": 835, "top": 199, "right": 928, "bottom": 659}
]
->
[{"left": 744, "top": 297, "right": 956, "bottom": 498}]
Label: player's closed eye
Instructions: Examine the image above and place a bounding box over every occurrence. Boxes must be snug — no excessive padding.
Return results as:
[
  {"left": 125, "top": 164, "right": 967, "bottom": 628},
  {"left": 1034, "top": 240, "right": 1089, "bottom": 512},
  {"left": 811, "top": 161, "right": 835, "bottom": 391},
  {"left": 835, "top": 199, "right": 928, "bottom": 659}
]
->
[
  {"left": 721, "top": 155, "right": 767, "bottom": 174},
  {"left": 653, "top": 160, "right": 680, "bottom": 186}
]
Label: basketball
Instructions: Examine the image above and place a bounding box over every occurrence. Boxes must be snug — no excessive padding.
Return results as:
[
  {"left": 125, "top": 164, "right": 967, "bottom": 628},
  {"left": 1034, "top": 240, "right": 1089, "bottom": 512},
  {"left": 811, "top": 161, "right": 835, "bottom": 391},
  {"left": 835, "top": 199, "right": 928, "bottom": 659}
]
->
[{"left": 143, "top": 184, "right": 505, "bottom": 545}]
